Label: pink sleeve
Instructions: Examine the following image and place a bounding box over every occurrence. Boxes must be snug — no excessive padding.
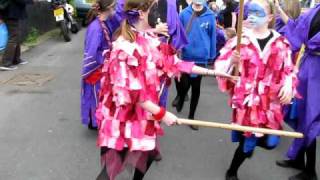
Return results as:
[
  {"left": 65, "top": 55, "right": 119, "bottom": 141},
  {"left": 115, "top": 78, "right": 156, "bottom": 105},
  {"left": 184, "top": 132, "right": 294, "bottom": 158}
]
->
[{"left": 176, "top": 61, "right": 194, "bottom": 73}]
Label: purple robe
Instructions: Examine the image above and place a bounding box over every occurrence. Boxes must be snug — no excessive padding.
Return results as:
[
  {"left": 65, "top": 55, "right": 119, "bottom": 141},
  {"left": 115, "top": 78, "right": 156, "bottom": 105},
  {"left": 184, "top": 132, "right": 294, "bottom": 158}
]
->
[
  {"left": 279, "top": 4, "right": 320, "bottom": 159},
  {"left": 81, "top": 0, "right": 125, "bottom": 127},
  {"left": 275, "top": 15, "right": 285, "bottom": 32}
]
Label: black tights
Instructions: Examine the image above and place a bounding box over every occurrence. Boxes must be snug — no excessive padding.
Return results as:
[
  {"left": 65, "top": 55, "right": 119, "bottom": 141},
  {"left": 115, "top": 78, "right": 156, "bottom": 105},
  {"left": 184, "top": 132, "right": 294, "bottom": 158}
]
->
[
  {"left": 227, "top": 137, "right": 277, "bottom": 176},
  {"left": 97, "top": 148, "right": 154, "bottom": 180},
  {"left": 177, "top": 74, "right": 203, "bottom": 119}
]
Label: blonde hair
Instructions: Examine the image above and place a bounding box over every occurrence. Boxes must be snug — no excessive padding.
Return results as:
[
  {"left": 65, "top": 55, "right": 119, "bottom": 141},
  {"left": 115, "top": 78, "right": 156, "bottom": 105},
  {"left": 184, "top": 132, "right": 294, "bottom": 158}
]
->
[
  {"left": 114, "top": 0, "right": 155, "bottom": 42},
  {"left": 282, "top": 0, "right": 301, "bottom": 19}
]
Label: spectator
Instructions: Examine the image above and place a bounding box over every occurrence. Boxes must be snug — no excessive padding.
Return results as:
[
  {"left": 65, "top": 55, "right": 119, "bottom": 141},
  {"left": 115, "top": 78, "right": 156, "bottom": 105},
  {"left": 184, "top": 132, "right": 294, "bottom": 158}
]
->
[
  {"left": 176, "top": 0, "right": 217, "bottom": 130},
  {"left": 0, "top": 0, "right": 34, "bottom": 71},
  {"left": 218, "top": 0, "right": 238, "bottom": 28}
]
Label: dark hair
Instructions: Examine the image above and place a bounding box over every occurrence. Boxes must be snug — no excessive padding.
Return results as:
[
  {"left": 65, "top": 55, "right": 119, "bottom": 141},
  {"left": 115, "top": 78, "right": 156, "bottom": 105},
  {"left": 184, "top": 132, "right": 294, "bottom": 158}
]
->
[
  {"left": 114, "top": 0, "right": 155, "bottom": 42},
  {"left": 87, "top": 0, "right": 115, "bottom": 24}
]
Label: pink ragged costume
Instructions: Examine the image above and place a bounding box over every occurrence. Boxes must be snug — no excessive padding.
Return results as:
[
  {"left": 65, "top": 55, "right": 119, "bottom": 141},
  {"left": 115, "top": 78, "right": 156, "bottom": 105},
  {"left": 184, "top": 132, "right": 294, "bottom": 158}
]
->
[
  {"left": 96, "top": 30, "right": 194, "bottom": 179},
  {"left": 215, "top": 30, "right": 297, "bottom": 132}
]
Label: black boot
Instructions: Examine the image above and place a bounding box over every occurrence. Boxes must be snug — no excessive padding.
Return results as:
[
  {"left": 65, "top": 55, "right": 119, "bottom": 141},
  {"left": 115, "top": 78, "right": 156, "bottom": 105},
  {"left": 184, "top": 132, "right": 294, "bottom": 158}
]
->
[
  {"left": 172, "top": 96, "right": 180, "bottom": 107},
  {"left": 276, "top": 160, "right": 305, "bottom": 170},
  {"left": 176, "top": 95, "right": 185, "bottom": 112},
  {"left": 225, "top": 170, "right": 239, "bottom": 180},
  {"left": 289, "top": 171, "right": 318, "bottom": 180}
]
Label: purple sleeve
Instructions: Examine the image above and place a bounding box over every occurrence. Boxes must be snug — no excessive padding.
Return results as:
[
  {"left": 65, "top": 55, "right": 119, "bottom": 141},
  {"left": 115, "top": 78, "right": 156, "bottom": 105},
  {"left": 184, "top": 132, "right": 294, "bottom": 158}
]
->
[
  {"left": 82, "top": 25, "right": 104, "bottom": 78},
  {"left": 279, "top": 15, "right": 307, "bottom": 52},
  {"left": 105, "top": 0, "right": 126, "bottom": 33},
  {"left": 167, "top": 0, "right": 188, "bottom": 50}
]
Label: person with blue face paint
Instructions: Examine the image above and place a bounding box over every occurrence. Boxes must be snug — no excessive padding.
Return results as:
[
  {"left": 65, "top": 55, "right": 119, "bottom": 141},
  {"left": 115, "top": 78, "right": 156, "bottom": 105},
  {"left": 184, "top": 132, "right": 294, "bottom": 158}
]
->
[{"left": 214, "top": 0, "right": 298, "bottom": 179}]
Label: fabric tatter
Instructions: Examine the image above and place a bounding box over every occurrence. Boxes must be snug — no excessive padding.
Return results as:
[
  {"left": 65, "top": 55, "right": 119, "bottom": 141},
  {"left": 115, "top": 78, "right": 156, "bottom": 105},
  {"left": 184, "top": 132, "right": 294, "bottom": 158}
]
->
[
  {"left": 96, "top": 31, "right": 194, "bottom": 151},
  {"left": 215, "top": 30, "right": 298, "bottom": 134}
]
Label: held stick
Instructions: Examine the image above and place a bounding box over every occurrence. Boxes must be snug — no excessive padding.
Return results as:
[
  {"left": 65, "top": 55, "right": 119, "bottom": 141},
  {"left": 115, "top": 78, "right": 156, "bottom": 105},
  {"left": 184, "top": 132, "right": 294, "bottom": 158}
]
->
[
  {"left": 234, "top": 0, "right": 245, "bottom": 76},
  {"left": 177, "top": 118, "right": 303, "bottom": 138}
]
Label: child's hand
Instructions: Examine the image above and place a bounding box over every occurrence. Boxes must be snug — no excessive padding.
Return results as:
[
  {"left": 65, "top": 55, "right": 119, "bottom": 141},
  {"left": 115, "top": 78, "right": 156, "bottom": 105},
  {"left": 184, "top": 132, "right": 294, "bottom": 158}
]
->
[
  {"left": 154, "top": 23, "right": 169, "bottom": 37},
  {"left": 278, "top": 85, "right": 293, "bottom": 104},
  {"left": 162, "top": 111, "right": 178, "bottom": 126},
  {"left": 274, "top": 0, "right": 281, "bottom": 11},
  {"left": 231, "top": 51, "right": 240, "bottom": 65}
]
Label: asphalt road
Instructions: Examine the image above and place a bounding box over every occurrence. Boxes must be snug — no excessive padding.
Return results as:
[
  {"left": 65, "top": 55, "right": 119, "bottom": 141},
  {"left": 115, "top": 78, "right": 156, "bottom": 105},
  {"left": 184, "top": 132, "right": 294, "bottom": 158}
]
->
[{"left": 0, "top": 29, "right": 318, "bottom": 180}]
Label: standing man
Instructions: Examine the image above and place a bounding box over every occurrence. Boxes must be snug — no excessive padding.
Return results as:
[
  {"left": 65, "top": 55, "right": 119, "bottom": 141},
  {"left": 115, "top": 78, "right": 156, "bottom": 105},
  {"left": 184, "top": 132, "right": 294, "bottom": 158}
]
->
[{"left": 0, "top": 0, "right": 34, "bottom": 71}]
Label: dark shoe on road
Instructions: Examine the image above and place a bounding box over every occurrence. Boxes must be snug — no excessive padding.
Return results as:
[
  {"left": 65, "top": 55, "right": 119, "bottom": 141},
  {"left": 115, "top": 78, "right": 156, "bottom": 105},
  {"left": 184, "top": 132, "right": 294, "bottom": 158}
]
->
[
  {"left": 172, "top": 96, "right": 180, "bottom": 107},
  {"left": 276, "top": 160, "right": 305, "bottom": 170},
  {"left": 189, "top": 125, "right": 199, "bottom": 131},
  {"left": 154, "top": 153, "right": 162, "bottom": 162},
  {"left": 0, "top": 65, "right": 18, "bottom": 71},
  {"left": 225, "top": 171, "right": 239, "bottom": 180},
  {"left": 289, "top": 171, "right": 318, "bottom": 180},
  {"left": 13, "top": 60, "right": 29, "bottom": 65}
]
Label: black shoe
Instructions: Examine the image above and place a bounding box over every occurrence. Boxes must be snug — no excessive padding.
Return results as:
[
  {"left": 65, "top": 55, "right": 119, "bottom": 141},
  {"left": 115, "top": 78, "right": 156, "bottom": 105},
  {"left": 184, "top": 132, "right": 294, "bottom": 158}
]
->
[
  {"left": 154, "top": 154, "right": 162, "bottom": 162},
  {"left": 276, "top": 160, "right": 305, "bottom": 170},
  {"left": 88, "top": 122, "right": 98, "bottom": 131},
  {"left": 172, "top": 96, "right": 180, "bottom": 107},
  {"left": 289, "top": 171, "right": 318, "bottom": 180},
  {"left": 0, "top": 65, "right": 18, "bottom": 71},
  {"left": 226, "top": 171, "right": 239, "bottom": 180},
  {"left": 16, "top": 60, "right": 29, "bottom": 65},
  {"left": 189, "top": 125, "right": 199, "bottom": 131}
]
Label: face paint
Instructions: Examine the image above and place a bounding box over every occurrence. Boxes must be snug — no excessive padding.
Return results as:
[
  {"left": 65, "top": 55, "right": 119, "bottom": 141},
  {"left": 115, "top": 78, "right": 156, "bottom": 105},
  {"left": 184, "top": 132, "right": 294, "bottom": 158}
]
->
[
  {"left": 247, "top": 2, "right": 268, "bottom": 28},
  {"left": 147, "top": 0, "right": 167, "bottom": 28}
]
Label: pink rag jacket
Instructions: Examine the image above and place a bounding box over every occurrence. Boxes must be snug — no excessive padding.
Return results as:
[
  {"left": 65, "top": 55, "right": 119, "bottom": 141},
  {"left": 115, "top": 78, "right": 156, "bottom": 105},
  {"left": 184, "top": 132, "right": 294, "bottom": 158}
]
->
[
  {"left": 96, "top": 31, "right": 194, "bottom": 151},
  {"left": 215, "top": 29, "right": 298, "bottom": 132}
]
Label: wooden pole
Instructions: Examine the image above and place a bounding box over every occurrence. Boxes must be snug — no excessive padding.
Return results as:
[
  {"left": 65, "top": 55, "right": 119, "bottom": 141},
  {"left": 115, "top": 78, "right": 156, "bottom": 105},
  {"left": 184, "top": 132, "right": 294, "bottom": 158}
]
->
[
  {"left": 178, "top": 118, "right": 303, "bottom": 138},
  {"left": 236, "top": 0, "right": 245, "bottom": 52}
]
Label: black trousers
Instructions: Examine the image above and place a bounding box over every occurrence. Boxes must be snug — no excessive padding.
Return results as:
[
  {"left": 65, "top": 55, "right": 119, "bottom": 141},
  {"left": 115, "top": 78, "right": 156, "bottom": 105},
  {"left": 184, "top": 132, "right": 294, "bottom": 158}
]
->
[
  {"left": 177, "top": 73, "right": 203, "bottom": 119},
  {"left": 293, "top": 139, "right": 317, "bottom": 173},
  {"left": 1, "top": 19, "right": 22, "bottom": 67}
]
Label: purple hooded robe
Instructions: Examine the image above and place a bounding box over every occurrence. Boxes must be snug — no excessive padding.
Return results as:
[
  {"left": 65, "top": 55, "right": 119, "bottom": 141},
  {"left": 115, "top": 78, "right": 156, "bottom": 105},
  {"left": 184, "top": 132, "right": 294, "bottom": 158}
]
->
[{"left": 279, "top": 4, "right": 320, "bottom": 159}]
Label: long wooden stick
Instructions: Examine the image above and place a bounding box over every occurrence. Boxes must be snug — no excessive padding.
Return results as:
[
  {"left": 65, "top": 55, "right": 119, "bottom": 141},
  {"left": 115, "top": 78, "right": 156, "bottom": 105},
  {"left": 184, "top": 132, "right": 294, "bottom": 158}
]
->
[
  {"left": 178, "top": 118, "right": 303, "bottom": 138},
  {"left": 233, "top": 0, "right": 245, "bottom": 76},
  {"left": 236, "top": 0, "right": 245, "bottom": 52}
]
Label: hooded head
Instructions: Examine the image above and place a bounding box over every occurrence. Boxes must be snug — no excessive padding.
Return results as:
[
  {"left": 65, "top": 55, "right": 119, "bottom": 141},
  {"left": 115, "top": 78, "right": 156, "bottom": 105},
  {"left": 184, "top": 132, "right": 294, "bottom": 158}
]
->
[{"left": 192, "top": 0, "right": 206, "bottom": 5}]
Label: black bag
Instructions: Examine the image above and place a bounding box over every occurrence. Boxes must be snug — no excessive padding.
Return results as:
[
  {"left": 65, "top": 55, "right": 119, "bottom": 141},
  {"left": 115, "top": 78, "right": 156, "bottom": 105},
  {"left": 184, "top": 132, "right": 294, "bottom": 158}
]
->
[{"left": 0, "top": 0, "right": 10, "bottom": 10}]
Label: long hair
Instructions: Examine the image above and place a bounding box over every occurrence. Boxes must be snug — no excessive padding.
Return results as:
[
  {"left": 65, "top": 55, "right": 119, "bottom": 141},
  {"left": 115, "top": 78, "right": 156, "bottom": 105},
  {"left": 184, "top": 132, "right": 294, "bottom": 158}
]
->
[
  {"left": 266, "top": 0, "right": 276, "bottom": 28},
  {"left": 114, "top": 0, "right": 155, "bottom": 42},
  {"left": 282, "top": 0, "right": 301, "bottom": 19},
  {"left": 87, "top": 0, "right": 115, "bottom": 24}
]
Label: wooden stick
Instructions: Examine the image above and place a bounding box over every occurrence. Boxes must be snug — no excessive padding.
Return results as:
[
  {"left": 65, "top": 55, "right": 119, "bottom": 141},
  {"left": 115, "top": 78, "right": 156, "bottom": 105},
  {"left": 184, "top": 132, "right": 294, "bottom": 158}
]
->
[
  {"left": 233, "top": 0, "right": 245, "bottom": 76},
  {"left": 178, "top": 118, "right": 304, "bottom": 138},
  {"left": 236, "top": 0, "right": 245, "bottom": 52}
]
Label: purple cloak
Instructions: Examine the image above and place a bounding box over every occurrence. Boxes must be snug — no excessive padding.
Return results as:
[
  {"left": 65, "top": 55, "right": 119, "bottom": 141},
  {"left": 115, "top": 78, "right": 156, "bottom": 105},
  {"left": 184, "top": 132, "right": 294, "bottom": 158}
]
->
[
  {"left": 279, "top": 4, "right": 320, "bottom": 159},
  {"left": 81, "top": 0, "right": 125, "bottom": 128}
]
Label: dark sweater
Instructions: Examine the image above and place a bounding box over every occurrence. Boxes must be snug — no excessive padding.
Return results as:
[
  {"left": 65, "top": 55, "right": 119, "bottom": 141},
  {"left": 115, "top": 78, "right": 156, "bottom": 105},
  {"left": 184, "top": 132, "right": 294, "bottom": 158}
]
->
[{"left": 0, "top": 0, "right": 33, "bottom": 20}]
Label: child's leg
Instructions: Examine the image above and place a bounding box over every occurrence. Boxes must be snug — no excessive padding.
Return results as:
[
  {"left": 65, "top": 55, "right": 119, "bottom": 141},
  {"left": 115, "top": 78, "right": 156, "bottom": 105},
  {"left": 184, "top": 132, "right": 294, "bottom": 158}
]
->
[
  {"left": 176, "top": 74, "right": 191, "bottom": 112},
  {"left": 132, "top": 154, "right": 154, "bottom": 180},
  {"left": 188, "top": 75, "right": 203, "bottom": 119},
  {"left": 227, "top": 140, "right": 253, "bottom": 177},
  {"left": 306, "top": 140, "right": 317, "bottom": 173}
]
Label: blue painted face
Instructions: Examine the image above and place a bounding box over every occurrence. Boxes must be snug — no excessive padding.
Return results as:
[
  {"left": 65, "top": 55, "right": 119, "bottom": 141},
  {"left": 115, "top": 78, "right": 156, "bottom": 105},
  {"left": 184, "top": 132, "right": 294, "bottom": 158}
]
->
[{"left": 247, "top": 2, "right": 268, "bottom": 28}]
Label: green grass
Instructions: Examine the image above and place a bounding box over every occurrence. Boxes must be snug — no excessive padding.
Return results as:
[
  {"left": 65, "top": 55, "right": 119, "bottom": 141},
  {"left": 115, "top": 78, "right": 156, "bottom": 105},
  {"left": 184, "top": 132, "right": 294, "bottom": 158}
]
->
[{"left": 24, "top": 27, "right": 40, "bottom": 45}]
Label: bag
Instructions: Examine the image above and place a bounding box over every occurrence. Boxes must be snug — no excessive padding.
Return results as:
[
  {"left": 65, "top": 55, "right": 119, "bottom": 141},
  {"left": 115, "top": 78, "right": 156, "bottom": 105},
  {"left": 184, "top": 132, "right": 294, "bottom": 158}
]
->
[
  {"left": 0, "top": 0, "right": 10, "bottom": 10},
  {"left": 0, "top": 23, "right": 8, "bottom": 51}
]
